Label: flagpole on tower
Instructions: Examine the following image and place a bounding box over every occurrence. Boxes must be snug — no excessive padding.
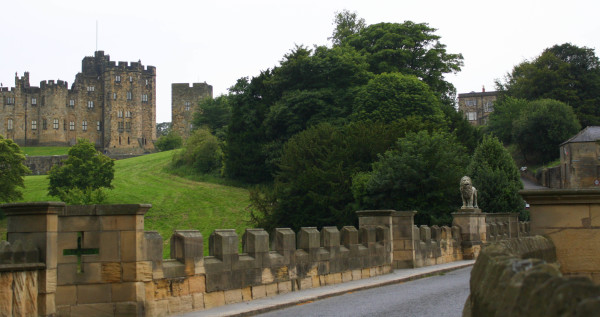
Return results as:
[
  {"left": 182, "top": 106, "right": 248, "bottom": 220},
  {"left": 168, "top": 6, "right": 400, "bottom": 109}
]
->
[{"left": 96, "top": 20, "right": 98, "bottom": 52}]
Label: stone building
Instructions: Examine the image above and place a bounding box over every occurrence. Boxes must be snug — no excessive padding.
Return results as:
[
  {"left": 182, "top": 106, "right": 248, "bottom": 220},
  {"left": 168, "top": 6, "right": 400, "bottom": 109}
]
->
[
  {"left": 171, "top": 82, "right": 213, "bottom": 138},
  {"left": 457, "top": 88, "right": 498, "bottom": 126},
  {"left": 559, "top": 126, "right": 600, "bottom": 188},
  {"left": 0, "top": 51, "right": 156, "bottom": 154}
]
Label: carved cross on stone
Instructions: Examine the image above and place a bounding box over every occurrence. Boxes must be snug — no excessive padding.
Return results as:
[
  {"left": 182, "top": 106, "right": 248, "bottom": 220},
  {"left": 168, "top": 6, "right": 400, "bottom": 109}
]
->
[{"left": 63, "top": 232, "right": 99, "bottom": 273}]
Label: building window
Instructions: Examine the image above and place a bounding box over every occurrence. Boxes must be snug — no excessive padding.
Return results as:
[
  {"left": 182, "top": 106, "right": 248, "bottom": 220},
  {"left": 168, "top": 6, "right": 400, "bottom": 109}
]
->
[
  {"left": 31, "top": 98, "right": 37, "bottom": 105},
  {"left": 184, "top": 101, "right": 191, "bottom": 111},
  {"left": 31, "top": 120, "right": 37, "bottom": 130},
  {"left": 87, "top": 86, "right": 95, "bottom": 92},
  {"left": 484, "top": 101, "right": 494, "bottom": 113},
  {"left": 118, "top": 122, "right": 124, "bottom": 132},
  {"left": 466, "top": 100, "right": 477, "bottom": 106},
  {"left": 69, "top": 121, "right": 75, "bottom": 131},
  {"left": 87, "top": 101, "right": 94, "bottom": 108},
  {"left": 127, "top": 91, "right": 132, "bottom": 100},
  {"left": 113, "top": 93, "right": 117, "bottom": 100},
  {"left": 115, "top": 75, "right": 121, "bottom": 82},
  {"left": 145, "top": 79, "right": 149, "bottom": 86},
  {"left": 128, "top": 136, "right": 130, "bottom": 145},
  {"left": 129, "top": 76, "right": 133, "bottom": 82},
  {"left": 69, "top": 99, "right": 75, "bottom": 107},
  {"left": 142, "top": 94, "right": 148, "bottom": 102},
  {"left": 118, "top": 110, "right": 123, "bottom": 118},
  {"left": 7, "top": 119, "right": 13, "bottom": 130},
  {"left": 467, "top": 112, "right": 477, "bottom": 121},
  {"left": 82, "top": 121, "right": 88, "bottom": 131},
  {"left": 42, "top": 119, "right": 47, "bottom": 130},
  {"left": 125, "top": 122, "right": 131, "bottom": 131},
  {"left": 6, "top": 97, "right": 14, "bottom": 105},
  {"left": 125, "top": 111, "right": 132, "bottom": 118},
  {"left": 190, "top": 123, "right": 193, "bottom": 129},
  {"left": 64, "top": 120, "right": 67, "bottom": 131},
  {"left": 97, "top": 121, "right": 102, "bottom": 131},
  {"left": 53, "top": 119, "right": 59, "bottom": 129}
]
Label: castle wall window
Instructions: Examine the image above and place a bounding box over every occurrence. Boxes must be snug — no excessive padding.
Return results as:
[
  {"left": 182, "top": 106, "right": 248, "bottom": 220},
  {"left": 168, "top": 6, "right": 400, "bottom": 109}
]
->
[
  {"left": 97, "top": 121, "right": 102, "bottom": 131},
  {"left": 125, "top": 111, "right": 132, "bottom": 118},
  {"left": 145, "top": 79, "right": 149, "bottom": 86},
  {"left": 69, "top": 121, "right": 75, "bottom": 131},
  {"left": 142, "top": 94, "right": 148, "bottom": 102},
  {"left": 53, "top": 119, "right": 59, "bottom": 129},
  {"left": 466, "top": 100, "right": 477, "bottom": 106},
  {"left": 69, "top": 99, "right": 75, "bottom": 107},
  {"left": 87, "top": 86, "right": 95, "bottom": 92},
  {"left": 64, "top": 120, "right": 67, "bottom": 131},
  {"left": 7, "top": 119, "right": 13, "bottom": 130},
  {"left": 118, "top": 122, "right": 124, "bottom": 132},
  {"left": 31, "top": 120, "right": 37, "bottom": 130},
  {"left": 31, "top": 98, "right": 37, "bottom": 105},
  {"left": 127, "top": 91, "right": 132, "bottom": 100},
  {"left": 467, "top": 112, "right": 477, "bottom": 121},
  {"left": 128, "top": 137, "right": 130, "bottom": 145},
  {"left": 115, "top": 75, "right": 121, "bottom": 82},
  {"left": 82, "top": 121, "right": 88, "bottom": 131},
  {"left": 184, "top": 101, "right": 191, "bottom": 111},
  {"left": 118, "top": 110, "right": 123, "bottom": 118},
  {"left": 87, "top": 101, "right": 94, "bottom": 108},
  {"left": 113, "top": 93, "right": 117, "bottom": 100},
  {"left": 42, "top": 119, "right": 47, "bottom": 130},
  {"left": 6, "top": 97, "right": 14, "bottom": 105},
  {"left": 129, "top": 76, "right": 133, "bottom": 82},
  {"left": 125, "top": 122, "right": 131, "bottom": 132}
]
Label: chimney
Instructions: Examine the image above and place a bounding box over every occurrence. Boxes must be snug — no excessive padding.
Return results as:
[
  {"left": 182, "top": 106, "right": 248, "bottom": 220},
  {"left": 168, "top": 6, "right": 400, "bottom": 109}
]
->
[{"left": 482, "top": 85, "right": 485, "bottom": 93}]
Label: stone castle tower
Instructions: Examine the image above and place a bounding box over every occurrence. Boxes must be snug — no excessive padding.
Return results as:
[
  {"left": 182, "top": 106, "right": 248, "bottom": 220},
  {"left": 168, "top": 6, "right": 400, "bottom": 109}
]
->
[
  {"left": 0, "top": 51, "right": 156, "bottom": 153},
  {"left": 171, "top": 82, "right": 213, "bottom": 138}
]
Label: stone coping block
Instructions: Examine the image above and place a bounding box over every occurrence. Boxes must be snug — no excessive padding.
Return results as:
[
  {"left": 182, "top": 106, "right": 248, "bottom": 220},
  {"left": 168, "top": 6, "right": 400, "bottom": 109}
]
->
[
  {"left": 356, "top": 210, "right": 417, "bottom": 217},
  {"left": 0, "top": 201, "right": 65, "bottom": 216},
  {"left": 520, "top": 188, "right": 600, "bottom": 204}
]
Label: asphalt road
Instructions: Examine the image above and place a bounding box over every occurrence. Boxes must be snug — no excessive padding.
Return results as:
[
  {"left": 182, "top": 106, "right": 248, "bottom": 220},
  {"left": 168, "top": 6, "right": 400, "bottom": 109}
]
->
[{"left": 256, "top": 266, "right": 471, "bottom": 317}]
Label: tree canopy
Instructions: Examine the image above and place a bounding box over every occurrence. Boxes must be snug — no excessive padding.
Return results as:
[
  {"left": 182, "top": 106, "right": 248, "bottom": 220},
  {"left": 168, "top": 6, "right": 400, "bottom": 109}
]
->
[
  {"left": 0, "top": 135, "right": 31, "bottom": 203},
  {"left": 498, "top": 43, "right": 600, "bottom": 127}
]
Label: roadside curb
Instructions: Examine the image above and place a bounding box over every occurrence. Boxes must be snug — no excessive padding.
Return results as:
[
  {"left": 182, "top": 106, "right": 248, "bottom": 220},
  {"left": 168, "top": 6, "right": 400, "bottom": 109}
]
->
[{"left": 180, "top": 261, "right": 475, "bottom": 317}]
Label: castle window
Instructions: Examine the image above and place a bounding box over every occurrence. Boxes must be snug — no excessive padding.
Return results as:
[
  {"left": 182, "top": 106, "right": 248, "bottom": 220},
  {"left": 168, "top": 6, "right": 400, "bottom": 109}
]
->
[
  {"left": 467, "top": 112, "right": 477, "bottom": 121},
  {"left": 87, "top": 101, "right": 94, "bottom": 108},
  {"left": 118, "top": 122, "right": 124, "bottom": 132},
  {"left": 69, "top": 121, "right": 75, "bottom": 131},
  {"left": 142, "top": 94, "right": 148, "bottom": 102},
  {"left": 125, "top": 122, "right": 131, "bottom": 132},
  {"left": 129, "top": 76, "right": 133, "bottom": 82},
  {"left": 466, "top": 100, "right": 477, "bottom": 106},
  {"left": 87, "top": 86, "right": 95, "bottom": 92},
  {"left": 82, "top": 121, "right": 88, "bottom": 131},
  {"left": 53, "top": 119, "right": 59, "bottom": 129},
  {"left": 42, "top": 119, "right": 47, "bottom": 130},
  {"left": 127, "top": 91, "right": 132, "bottom": 100},
  {"left": 145, "top": 79, "right": 149, "bottom": 86},
  {"left": 113, "top": 93, "right": 117, "bottom": 100},
  {"left": 69, "top": 99, "right": 75, "bottom": 107},
  {"left": 127, "top": 137, "right": 130, "bottom": 145},
  {"left": 484, "top": 101, "right": 494, "bottom": 113},
  {"left": 6, "top": 97, "right": 14, "bottom": 105},
  {"left": 31, "top": 120, "right": 37, "bottom": 130},
  {"left": 189, "top": 123, "right": 193, "bottom": 129},
  {"left": 115, "top": 75, "right": 121, "bottom": 82},
  {"left": 7, "top": 119, "right": 13, "bottom": 130},
  {"left": 64, "top": 120, "right": 67, "bottom": 131},
  {"left": 97, "top": 121, "right": 102, "bottom": 131},
  {"left": 184, "top": 101, "right": 191, "bottom": 111},
  {"left": 31, "top": 98, "right": 37, "bottom": 105},
  {"left": 125, "top": 111, "right": 132, "bottom": 118},
  {"left": 118, "top": 110, "right": 123, "bottom": 118}
]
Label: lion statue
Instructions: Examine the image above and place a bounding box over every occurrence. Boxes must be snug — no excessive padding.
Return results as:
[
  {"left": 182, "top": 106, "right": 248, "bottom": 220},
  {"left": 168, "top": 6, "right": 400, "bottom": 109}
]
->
[{"left": 460, "top": 176, "right": 478, "bottom": 209}]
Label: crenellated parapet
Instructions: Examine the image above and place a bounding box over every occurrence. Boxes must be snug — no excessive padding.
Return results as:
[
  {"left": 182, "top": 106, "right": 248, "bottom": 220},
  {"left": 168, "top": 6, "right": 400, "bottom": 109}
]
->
[{"left": 412, "top": 225, "right": 463, "bottom": 267}]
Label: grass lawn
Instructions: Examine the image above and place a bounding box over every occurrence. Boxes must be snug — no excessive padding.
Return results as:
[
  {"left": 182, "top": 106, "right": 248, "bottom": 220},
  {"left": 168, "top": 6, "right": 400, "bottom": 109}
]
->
[
  {"left": 3, "top": 150, "right": 251, "bottom": 256},
  {"left": 21, "top": 146, "right": 70, "bottom": 156}
]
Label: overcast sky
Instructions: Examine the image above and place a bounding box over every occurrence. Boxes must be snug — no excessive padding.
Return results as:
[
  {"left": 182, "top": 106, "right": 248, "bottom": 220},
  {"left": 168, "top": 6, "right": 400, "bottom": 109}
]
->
[{"left": 1, "top": 0, "right": 599, "bottom": 123}]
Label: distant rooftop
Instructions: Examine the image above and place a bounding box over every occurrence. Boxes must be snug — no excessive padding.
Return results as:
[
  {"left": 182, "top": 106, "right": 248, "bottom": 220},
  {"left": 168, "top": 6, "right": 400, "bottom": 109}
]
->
[{"left": 561, "top": 126, "right": 600, "bottom": 145}]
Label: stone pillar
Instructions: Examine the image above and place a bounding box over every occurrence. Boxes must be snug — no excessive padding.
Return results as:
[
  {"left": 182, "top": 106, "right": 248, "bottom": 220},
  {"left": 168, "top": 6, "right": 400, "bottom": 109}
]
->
[
  {"left": 452, "top": 208, "right": 486, "bottom": 259},
  {"left": 356, "top": 210, "right": 416, "bottom": 269},
  {"left": 3, "top": 201, "right": 64, "bottom": 316}
]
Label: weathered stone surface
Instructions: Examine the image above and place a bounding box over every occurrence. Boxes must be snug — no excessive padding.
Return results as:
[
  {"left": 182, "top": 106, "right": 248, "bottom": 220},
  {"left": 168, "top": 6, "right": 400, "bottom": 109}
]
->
[
  {"left": 192, "top": 292, "right": 205, "bottom": 309},
  {"left": 224, "top": 289, "right": 243, "bottom": 304},
  {"left": 204, "top": 291, "right": 225, "bottom": 309},
  {"left": 77, "top": 284, "right": 111, "bottom": 304},
  {"left": 70, "top": 303, "right": 115, "bottom": 317},
  {"left": 122, "top": 261, "right": 153, "bottom": 282},
  {"left": 0, "top": 272, "right": 13, "bottom": 316},
  {"left": 101, "top": 262, "right": 122, "bottom": 283}
]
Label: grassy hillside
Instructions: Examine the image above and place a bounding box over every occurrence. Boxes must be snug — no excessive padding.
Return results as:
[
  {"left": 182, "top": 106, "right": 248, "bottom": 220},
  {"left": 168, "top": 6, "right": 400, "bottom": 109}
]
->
[{"left": 4, "top": 150, "right": 251, "bottom": 256}]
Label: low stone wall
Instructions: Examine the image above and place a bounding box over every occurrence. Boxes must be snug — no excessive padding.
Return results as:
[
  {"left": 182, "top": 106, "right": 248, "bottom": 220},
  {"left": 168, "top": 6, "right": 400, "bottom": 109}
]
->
[
  {"left": 463, "top": 236, "right": 600, "bottom": 317},
  {"left": 25, "top": 154, "right": 144, "bottom": 175},
  {"left": 412, "top": 225, "right": 462, "bottom": 268}
]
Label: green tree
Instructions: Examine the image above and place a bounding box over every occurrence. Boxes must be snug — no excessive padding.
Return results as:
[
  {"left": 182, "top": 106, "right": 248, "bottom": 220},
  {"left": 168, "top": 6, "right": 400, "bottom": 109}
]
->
[
  {"left": 192, "top": 95, "right": 231, "bottom": 140},
  {"left": 0, "top": 135, "right": 31, "bottom": 202},
  {"left": 155, "top": 131, "right": 183, "bottom": 151},
  {"left": 352, "top": 131, "right": 468, "bottom": 225},
  {"left": 329, "top": 9, "right": 366, "bottom": 46},
  {"left": 352, "top": 72, "right": 443, "bottom": 123},
  {"left": 486, "top": 97, "right": 529, "bottom": 144},
  {"left": 499, "top": 43, "right": 600, "bottom": 126},
  {"left": 342, "top": 21, "right": 463, "bottom": 105},
  {"left": 156, "top": 122, "right": 172, "bottom": 137},
  {"left": 467, "top": 135, "right": 524, "bottom": 216},
  {"left": 173, "top": 128, "right": 222, "bottom": 174},
  {"left": 512, "top": 99, "right": 581, "bottom": 164},
  {"left": 48, "top": 139, "right": 114, "bottom": 204}
]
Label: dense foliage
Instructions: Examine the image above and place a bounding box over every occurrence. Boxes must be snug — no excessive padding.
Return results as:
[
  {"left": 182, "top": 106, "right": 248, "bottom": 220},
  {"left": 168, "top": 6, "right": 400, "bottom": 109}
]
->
[
  {"left": 48, "top": 139, "right": 114, "bottom": 204},
  {"left": 192, "top": 95, "right": 231, "bottom": 141},
  {"left": 155, "top": 131, "right": 183, "bottom": 151},
  {"left": 498, "top": 43, "right": 600, "bottom": 127},
  {"left": 486, "top": 97, "right": 529, "bottom": 144},
  {"left": 352, "top": 131, "right": 468, "bottom": 225},
  {"left": 467, "top": 135, "right": 524, "bottom": 217},
  {"left": 0, "top": 135, "right": 31, "bottom": 202},
  {"left": 173, "top": 128, "right": 222, "bottom": 174}
]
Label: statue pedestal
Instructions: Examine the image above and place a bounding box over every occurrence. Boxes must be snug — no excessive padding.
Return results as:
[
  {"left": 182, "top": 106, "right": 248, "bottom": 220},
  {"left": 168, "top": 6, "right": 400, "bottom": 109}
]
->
[{"left": 452, "top": 208, "right": 486, "bottom": 259}]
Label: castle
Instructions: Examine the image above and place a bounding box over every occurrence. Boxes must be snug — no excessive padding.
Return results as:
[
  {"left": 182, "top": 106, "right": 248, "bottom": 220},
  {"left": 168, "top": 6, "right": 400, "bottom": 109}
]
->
[
  {"left": 0, "top": 51, "right": 156, "bottom": 154},
  {"left": 171, "top": 82, "right": 213, "bottom": 138}
]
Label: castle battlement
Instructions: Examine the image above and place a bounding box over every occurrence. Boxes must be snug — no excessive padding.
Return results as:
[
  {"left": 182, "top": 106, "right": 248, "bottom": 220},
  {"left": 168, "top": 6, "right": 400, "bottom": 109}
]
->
[{"left": 39, "top": 79, "right": 69, "bottom": 89}]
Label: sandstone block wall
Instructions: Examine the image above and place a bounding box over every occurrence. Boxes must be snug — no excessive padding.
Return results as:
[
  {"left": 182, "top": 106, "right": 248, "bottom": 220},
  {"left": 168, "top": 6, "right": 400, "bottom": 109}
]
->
[{"left": 412, "top": 225, "right": 462, "bottom": 267}]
